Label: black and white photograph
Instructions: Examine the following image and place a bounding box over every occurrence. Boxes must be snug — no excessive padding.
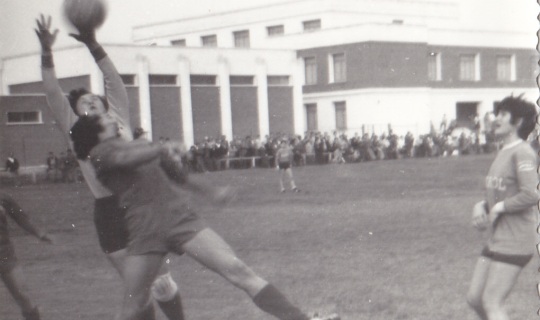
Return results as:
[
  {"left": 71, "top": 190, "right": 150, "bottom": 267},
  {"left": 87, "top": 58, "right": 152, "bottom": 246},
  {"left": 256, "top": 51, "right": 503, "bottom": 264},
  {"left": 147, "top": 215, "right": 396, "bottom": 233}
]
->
[{"left": 0, "top": 0, "right": 538, "bottom": 319}]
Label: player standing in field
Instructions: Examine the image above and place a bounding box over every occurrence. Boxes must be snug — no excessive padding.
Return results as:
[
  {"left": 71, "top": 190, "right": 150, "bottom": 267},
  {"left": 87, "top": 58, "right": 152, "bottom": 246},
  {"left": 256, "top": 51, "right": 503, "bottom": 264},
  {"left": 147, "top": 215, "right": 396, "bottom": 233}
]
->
[
  {"left": 35, "top": 15, "right": 186, "bottom": 320},
  {"left": 275, "top": 139, "right": 300, "bottom": 193},
  {"left": 0, "top": 192, "right": 52, "bottom": 320},
  {"left": 467, "top": 95, "right": 539, "bottom": 320},
  {"left": 69, "top": 114, "right": 339, "bottom": 320}
]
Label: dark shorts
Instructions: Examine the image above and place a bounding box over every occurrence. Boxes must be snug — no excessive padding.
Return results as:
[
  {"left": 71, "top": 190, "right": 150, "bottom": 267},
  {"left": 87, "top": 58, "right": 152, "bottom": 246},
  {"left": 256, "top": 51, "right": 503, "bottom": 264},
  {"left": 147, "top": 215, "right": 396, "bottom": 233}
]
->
[
  {"left": 278, "top": 162, "right": 291, "bottom": 170},
  {"left": 0, "top": 244, "right": 17, "bottom": 274},
  {"left": 481, "top": 246, "right": 533, "bottom": 267},
  {"left": 128, "top": 201, "right": 206, "bottom": 256},
  {"left": 94, "top": 196, "right": 129, "bottom": 254}
]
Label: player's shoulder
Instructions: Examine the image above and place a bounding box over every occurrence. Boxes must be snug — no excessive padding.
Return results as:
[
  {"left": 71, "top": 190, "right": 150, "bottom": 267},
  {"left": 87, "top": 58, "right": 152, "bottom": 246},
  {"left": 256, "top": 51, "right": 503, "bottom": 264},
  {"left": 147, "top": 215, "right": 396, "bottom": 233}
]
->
[{"left": 514, "top": 141, "right": 537, "bottom": 157}]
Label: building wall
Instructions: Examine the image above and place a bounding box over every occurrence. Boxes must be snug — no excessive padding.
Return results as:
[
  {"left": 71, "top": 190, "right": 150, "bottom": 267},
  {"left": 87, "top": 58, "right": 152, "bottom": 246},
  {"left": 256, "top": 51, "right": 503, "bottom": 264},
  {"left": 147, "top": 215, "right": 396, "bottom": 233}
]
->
[
  {"left": 149, "top": 86, "right": 183, "bottom": 141},
  {"left": 132, "top": 0, "right": 458, "bottom": 48},
  {"left": 299, "top": 42, "right": 428, "bottom": 93},
  {"left": 299, "top": 42, "right": 537, "bottom": 93},
  {"left": 304, "top": 86, "right": 538, "bottom": 137},
  {"left": 191, "top": 86, "right": 221, "bottom": 143},
  {"left": 125, "top": 86, "right": 141, "bottom": 130},
  {"left": 268, "top": 86, "right": 294, "bottom": 135},
  {"left": 0, "top": 95, "right": 69, "bottom": 167},
  {"left": 230, "top": 86, "right": 259, "bottom": 138},
  {"left": 428, "top": 46, "right": 537, "bottom": 88},
  {"left": 8, "top": 75, "right": 90, "bottom": 95}
]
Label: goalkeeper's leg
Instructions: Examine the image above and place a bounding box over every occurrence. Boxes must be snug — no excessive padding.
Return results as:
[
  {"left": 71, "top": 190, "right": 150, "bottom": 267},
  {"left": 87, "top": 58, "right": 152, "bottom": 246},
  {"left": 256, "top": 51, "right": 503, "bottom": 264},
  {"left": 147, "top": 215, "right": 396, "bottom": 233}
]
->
[{"left": 152, "top": 270, "right": 185, "bottom": 320}]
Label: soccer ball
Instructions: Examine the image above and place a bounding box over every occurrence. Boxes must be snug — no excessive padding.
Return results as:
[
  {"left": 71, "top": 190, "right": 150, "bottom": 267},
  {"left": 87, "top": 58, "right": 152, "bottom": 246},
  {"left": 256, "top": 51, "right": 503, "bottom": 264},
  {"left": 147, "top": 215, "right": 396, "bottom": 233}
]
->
[{"left": 63, "top": 0, "right": 108, "bottom": 30}]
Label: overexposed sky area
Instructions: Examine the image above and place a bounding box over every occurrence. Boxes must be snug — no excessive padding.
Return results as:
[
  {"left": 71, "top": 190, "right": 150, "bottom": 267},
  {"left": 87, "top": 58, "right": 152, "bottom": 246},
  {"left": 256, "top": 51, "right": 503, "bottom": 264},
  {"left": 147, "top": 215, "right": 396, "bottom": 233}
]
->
[{"left": 0, "top": 0, "right": 538, "bottom": 59}]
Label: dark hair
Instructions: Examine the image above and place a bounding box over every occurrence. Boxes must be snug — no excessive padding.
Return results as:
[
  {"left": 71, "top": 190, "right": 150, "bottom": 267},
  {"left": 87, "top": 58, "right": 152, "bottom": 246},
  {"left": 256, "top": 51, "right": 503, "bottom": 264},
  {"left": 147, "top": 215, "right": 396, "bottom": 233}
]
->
[
  {"left": 69, "top": 115, "right": 103, "bottom": 160},
  {"left": 68, "top": 88, "right": 109, "bottom": 116},
  {"left": 495, "top": 95, "right": 538, "bottom": 140}
]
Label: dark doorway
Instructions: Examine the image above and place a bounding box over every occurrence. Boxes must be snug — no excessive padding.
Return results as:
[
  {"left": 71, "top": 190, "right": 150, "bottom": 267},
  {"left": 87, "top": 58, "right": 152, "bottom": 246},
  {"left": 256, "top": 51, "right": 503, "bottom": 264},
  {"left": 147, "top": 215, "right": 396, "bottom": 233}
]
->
[{"left": 455, "top": 102, "right": 478, "bottom": 128}]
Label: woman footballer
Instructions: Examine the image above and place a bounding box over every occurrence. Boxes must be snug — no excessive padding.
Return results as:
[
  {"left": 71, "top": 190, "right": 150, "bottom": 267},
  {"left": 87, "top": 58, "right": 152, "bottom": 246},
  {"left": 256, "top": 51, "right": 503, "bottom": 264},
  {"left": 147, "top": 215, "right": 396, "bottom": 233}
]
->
[{"left": 467, "top": 95, "right": 539, "bottom": 320}]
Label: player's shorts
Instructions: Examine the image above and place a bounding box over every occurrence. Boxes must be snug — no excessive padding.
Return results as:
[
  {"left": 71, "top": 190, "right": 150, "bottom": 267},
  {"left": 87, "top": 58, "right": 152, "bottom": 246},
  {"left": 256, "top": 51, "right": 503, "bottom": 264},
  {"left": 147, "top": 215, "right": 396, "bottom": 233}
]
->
[
  {"left": 278, "top": 162, "right": 291, "bottom": 170},
  {"left": 127, "top": 200, "right": 207, "bottom": 256},
  {"left": 94, "top": 196, "right": 129, "bottom": 254},
  {"left": 481, "top": 246, "right": 533, "bottom": 267},
  {"left": 0, "top": 244, "right": 17, "bottom": 274}
]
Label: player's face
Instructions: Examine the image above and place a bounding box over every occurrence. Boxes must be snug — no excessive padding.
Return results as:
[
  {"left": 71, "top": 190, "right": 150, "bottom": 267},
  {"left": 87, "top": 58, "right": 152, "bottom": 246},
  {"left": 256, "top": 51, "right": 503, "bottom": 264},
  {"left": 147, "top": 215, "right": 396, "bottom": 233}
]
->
[
  {"left": 97, "top": 113, "right": 119, "bottom": 141},
  {"left": 492, "top": 110, "right": 517, "bottom": 138},
  {"left": 76, "top": 94, "right": 106, "bottom": 116}
]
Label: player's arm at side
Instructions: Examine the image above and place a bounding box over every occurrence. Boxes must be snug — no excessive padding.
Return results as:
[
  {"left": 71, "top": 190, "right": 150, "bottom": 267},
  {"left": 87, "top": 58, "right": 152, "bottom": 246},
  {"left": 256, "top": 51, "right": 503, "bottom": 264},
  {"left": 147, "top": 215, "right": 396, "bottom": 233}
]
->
[
  {"left": 0, "top": 196, "right": 51, "bottom": 242},
  {"left": 274, "top": 149, "right": 281, "bottom": 167},
  {"left": 502, "top": 148, "right": 539, "bottom": 212}
]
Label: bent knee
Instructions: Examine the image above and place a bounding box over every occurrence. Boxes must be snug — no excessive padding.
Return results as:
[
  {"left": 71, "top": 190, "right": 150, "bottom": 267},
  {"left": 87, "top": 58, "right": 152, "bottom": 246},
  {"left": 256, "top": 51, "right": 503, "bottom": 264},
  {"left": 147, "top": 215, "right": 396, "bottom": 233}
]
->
[{"left": 466, "top": 293, "right": 483, "bottom": 309}]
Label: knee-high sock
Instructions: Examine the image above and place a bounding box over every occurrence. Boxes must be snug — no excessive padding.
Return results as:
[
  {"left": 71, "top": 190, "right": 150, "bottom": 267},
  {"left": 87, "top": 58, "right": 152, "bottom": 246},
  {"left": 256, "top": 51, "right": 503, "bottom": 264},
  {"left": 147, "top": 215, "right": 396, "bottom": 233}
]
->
[
  {"left": 252, "top": 284, "right": 309, "bottom": 320},
  {"left": 157, "top": 292, "right": 185, "bottom": 320},
  {"left": 138, "top": 303, "right": 156, "bottom": 320}
]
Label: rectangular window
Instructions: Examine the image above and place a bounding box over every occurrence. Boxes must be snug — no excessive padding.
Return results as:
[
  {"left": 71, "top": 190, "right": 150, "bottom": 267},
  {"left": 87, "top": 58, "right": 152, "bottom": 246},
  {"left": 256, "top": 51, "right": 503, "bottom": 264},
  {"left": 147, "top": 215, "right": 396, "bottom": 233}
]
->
[
  {"left": 329, "top": 53, "right": 346, "bottom": 83},
  {"left": 230, "top": 75, "right": 254, "bottom": 86},
  {"left": 267, "top": 25, "right": 284, "bottom": 37},
  {"left": 171, "top": 39, "right": 186, "bottom": 46},
  {"left": 459, "top": 54, "right": 480, "bottom": 81},
  {"left": 201, "top": 35, "right": 217, "bottom": 47},
  {"left": 190, "top": 75, "right": 217, "bottom": 86},
  {"left": 335, "top": 101, "right": 347, "bottom": 130},
  {"left": 267, "top": 75, "right": 290, "bottom": 86},
  {"left": 304, "top": 57, "right": 317, "bottom": 85},
  {"left": 233, "top": 30, "right": 250, "bottom": 48},
  {"left": 427, "top": 52, "right": 441, "bottom": 81},
  {"left": 149, "top": 75, "right": 177, "bottom": 85},
  {"left": 305, "top": 104, "right": 318, "bottom": 131},
  {"left": 303, "top": 19, "right": 321, "bottom": 32},
  {"left": 496, "top": 55, "right": 515, "bottom": 82},
  {"left": 7, "top": 111, "right": 42, "bottom": 124},
  {"left": 120, "top": 74, "right": 136, "bottom": 85}
]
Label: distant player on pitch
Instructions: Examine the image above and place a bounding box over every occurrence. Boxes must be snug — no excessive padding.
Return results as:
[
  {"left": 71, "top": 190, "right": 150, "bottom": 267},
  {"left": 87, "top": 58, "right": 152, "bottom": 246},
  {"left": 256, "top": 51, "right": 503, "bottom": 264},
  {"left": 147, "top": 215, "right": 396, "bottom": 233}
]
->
[
  {"left": 0, "top": 192, "right": 52, "bottom": 320},
  {"left": 275, "top": 139, "right": 300, "bottom": 193},
  {"left": 467, "top": 95, "right": 539, "bottom": 320}
]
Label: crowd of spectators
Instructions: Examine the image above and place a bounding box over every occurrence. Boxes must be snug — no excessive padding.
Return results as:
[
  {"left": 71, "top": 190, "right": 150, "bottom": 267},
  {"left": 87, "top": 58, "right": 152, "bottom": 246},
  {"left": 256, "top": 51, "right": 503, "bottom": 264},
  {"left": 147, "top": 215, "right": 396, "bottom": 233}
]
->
[
  {"left": 180, "top": 113, "right": 514, "bottom": 173},
  {"left": 45, "top": 149, "right": 80, "bottom": 183}
]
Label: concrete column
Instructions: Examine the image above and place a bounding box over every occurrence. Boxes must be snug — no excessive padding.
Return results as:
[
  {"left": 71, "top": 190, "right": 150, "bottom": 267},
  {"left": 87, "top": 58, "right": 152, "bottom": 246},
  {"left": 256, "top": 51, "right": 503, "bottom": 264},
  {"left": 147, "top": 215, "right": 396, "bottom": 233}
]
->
[
  {"left": 292, "top": 57, "right": 305, "bottom": 136},
  {"left": 0, "top": 59, "right": 6, "bottom": 95},
  {"left": 89, "top": 61, "right": 105, "bottom": 95},
  {"left": 178, "top": 56, "right": 194, "bottom": 147},
  {"left": 255, "top": 57, "right": 270, "bottom": 138},
  {"left": 218, "top": 56, "right": 233, "bottom": 140},
  {"left": 137, "top": 55, "right": 153, "bottom": 141}
]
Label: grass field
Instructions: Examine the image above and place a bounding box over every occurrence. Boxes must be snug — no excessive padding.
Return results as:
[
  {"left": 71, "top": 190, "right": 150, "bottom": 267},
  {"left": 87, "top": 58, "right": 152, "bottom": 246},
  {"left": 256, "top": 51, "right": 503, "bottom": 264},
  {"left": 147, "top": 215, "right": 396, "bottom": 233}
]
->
[{"left": 1, "top": 154, "right": 538, "bottom": 320}]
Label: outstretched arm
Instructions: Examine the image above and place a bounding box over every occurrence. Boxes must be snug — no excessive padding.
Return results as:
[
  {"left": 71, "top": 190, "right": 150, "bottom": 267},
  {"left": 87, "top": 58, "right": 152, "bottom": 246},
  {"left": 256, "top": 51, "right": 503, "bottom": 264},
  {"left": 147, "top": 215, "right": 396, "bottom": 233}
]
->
[
  {"left": 69, "top": 27, "right": 131, "bottom": 136},
  {"left": 0, "top": 195, "right": 51, "bottom": 242},
  {"left": 36, "top": 14, "right": 75, "bottom": 137},
  {"left": 91, "top": 139, "right": 166, "bottom": 171}
]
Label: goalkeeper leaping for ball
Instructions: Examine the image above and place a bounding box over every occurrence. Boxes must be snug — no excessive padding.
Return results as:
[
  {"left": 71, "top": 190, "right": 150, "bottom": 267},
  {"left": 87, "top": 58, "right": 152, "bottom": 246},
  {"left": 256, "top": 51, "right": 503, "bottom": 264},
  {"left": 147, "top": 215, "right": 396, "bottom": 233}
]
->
[{"left": 35, "top": 14, "right": 186, "bottom": 320}]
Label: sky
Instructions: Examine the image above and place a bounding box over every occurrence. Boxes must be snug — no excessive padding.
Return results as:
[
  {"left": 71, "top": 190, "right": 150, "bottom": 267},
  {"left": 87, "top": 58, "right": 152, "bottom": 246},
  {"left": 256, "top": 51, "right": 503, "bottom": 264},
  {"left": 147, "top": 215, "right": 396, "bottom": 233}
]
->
[{"left": 0, "top": 0, "right": 538, "bottom": 59}]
